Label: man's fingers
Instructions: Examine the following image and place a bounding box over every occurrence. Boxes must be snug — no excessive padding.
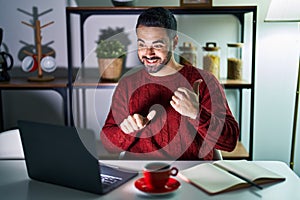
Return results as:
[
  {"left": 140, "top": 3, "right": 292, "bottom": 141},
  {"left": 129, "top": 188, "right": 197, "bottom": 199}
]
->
[
  {"left": 171, "top": 95, "right": 180, "bottom": 104},
  {"left": 177, "top": 87, "right": 189, "bottom": 97},
  {"left": 127, "top": 115, "right": 139, "bottom": 131},
  {"left": 124, "top": 111, "right": 156, "bottom": 133},
  {"left": 133, "top": 114, "right": 144, "bottom": 129},
  {"left": 147, "top": 110, "right": 156, "bottom": 121},
  {"left": 120, "top": 119, "right": 134, "bottom": 134}
]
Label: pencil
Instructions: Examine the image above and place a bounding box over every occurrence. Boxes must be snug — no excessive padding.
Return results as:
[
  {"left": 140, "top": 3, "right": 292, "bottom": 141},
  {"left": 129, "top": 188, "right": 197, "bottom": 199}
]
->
[{"left": 227, "top": 170, "right": 263, "bottom": 190}]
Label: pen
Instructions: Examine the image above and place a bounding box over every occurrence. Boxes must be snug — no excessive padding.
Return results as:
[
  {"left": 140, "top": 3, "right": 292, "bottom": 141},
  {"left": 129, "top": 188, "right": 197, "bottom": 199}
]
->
[{"left": 227, "top": 170, "right": 263, "bottom": 190}]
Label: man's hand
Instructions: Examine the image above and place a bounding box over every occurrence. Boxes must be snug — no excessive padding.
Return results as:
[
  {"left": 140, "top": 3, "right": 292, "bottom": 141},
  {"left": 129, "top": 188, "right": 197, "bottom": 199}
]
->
[
  {"left": 120, "top": 110, "right": 156, "bottom": 134},
  {"left": 170, "top": 80, "right": 202, "bottom": 119}
]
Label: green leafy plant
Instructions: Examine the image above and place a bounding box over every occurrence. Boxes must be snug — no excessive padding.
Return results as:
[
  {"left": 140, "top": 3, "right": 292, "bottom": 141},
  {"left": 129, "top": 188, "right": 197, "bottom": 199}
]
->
[
  {"left": 95, "top": 27, "right": 130, "bottom": 59},
  {"left": 95, "top": 40, "right": 125, "bottom": 58}
]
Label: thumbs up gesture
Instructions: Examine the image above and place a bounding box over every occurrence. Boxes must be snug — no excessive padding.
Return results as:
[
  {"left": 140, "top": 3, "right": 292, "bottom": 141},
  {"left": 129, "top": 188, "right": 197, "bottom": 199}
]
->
[{"left": 170, "top": 79, "right": 202, "bottom": 119}]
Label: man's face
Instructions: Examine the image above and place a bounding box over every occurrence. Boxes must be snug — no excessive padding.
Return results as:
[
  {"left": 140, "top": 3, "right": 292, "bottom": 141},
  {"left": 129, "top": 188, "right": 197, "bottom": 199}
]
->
[{"left": 136, "top": 26, "right": 173, "bottom": 74}]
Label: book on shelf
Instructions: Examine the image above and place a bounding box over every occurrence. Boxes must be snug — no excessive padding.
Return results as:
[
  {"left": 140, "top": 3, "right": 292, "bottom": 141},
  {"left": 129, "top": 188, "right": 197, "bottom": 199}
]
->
[{"left": 178, "top": 160, "right": 286, "bottom": 195}]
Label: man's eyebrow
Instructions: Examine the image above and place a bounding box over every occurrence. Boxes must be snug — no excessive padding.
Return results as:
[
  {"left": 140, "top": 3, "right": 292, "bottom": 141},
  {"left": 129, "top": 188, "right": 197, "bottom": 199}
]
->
[
  {"left": 153, "top": 40, "right": 166, "bottom": 44},
  {"left": 137, "top": 38, "right": 145, "bottom": 43},
  {"left": 137, "top": 39, "right": 166, "bottom": 44}
]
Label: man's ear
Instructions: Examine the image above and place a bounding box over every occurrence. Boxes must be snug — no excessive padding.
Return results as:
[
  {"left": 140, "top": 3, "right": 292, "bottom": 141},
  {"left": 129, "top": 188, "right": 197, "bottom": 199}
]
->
[{"left": 172, "top": 35, "right": 178, "bottom": 50}]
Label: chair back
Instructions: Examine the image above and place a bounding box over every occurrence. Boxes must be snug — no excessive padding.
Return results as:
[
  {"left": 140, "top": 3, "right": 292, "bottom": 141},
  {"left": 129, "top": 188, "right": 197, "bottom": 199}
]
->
[
  {"left": 213, "top": 149, "right": 223, "bottom": 160},
  {"left": 0, "top": 129, "right": 24, "bottom": 159}
]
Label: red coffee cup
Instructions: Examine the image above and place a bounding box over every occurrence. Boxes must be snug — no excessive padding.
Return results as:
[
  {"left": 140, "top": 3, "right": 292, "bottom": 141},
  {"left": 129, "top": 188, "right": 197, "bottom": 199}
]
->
[
  {"left": 143, "top": 162, "right": 178, "bottom": 189},
  {"left": 21, "top": 55, "right": 38, "bottom": 72}
]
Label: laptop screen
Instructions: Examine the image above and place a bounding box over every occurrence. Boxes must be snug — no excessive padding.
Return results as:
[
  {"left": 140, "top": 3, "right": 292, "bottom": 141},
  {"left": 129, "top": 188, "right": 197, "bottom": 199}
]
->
[{"left": 18, "top": 120, "right": 137, "bottom": 194}]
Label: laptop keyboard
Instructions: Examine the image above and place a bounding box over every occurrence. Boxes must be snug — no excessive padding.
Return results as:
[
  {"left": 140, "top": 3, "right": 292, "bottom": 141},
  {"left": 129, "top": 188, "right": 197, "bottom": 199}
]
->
[{"left": 101, "top": 174, "right": 123, "bottom": 186}]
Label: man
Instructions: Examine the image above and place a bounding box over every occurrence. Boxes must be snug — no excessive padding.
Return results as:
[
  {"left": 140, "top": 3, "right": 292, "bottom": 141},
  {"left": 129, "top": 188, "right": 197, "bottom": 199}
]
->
[{"left": 100, "top": 7, "right": 239, "bottom": 160}]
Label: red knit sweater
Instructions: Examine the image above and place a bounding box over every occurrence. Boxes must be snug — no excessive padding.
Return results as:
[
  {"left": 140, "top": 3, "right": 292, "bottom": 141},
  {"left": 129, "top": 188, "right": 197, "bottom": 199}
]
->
[{"left": 100, "top": 65, "right": 239, "bottom": 160}]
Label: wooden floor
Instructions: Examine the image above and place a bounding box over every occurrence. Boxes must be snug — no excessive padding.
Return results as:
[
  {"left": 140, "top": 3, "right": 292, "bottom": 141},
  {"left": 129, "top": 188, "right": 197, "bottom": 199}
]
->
[{"left": 221, "top": 141, "right": 249, "bottom": 160}]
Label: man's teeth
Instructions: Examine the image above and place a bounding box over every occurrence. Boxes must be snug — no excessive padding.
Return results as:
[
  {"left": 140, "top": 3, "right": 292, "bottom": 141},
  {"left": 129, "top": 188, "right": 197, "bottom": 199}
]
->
[
  {"left": 147, "top": 58, "right": 158, "bottom": 63},
  {"left": 148, "top": 59, "right": 156, "bottom": 63}
]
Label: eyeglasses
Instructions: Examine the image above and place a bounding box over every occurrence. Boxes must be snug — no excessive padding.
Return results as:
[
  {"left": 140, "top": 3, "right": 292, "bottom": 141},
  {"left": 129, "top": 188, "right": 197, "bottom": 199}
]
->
[{"left": 137, "top": 40, "right": 169, "bottom": 52}]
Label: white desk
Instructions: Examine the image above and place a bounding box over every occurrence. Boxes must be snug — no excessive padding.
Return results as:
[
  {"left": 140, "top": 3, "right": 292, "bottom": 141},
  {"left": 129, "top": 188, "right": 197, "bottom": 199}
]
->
[{"left": 0, "top": 160, "right": 299, "bottom": 200}]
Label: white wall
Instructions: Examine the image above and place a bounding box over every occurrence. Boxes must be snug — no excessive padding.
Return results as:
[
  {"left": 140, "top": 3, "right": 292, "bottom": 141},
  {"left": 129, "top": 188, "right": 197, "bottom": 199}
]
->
[
  {"left": 215, "top": 0, "right": 300, "bottom": 176},
  {"left": 0, "top": 0, "right": 299, "bottom": 175},
  {"left": 255, "top": 1, "right": 300, "bottom": 175},
  {"left": 232, "top": 0, "right": 298, "bottom": 175}
]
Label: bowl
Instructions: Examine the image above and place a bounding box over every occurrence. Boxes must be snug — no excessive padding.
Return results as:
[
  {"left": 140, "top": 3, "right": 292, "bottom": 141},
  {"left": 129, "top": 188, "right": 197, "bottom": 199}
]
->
[{"left": 111, "top": 0, "right": 136, "bottom": 7}]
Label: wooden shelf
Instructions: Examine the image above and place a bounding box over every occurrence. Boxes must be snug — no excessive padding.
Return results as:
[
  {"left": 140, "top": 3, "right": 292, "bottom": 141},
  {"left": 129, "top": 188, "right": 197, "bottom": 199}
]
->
[
  {"left": 221, "top": 141, "right": 249, "bottom": 160},
  {"left": 66, "top": 6, "right": 257, "bottom": 15},
  {"left": 220, "top": 79, "right": 252, "bottom": 89},
  {"left": 0, "top": 77, "right": 68, "bottom": 89},
  {"left": 72, "top": 68, "right": 251, "bottom": 89},
  {"left": 0, "top": 68, "right": 69, "bottom": 89}
]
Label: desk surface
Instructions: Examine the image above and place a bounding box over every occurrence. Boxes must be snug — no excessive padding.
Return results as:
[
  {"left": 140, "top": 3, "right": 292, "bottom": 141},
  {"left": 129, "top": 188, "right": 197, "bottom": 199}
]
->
[{"left": 0, "top": 160, "right": 299, "bottom": 200}]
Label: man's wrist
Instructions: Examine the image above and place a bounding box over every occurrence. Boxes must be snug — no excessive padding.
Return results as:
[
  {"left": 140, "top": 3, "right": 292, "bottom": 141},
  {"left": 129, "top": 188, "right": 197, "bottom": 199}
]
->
[{"left": 189, "top": 111, "right": 198, "bottom": 119}]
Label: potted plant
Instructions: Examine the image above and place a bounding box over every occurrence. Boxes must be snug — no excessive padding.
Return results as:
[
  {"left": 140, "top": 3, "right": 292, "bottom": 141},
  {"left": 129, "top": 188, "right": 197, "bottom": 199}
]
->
[
  {"left": 95, "top": 39, "right": 125, "bottom": 81},
  {"left": 95, "top": 27, "right": 130, "bottom": 81}
]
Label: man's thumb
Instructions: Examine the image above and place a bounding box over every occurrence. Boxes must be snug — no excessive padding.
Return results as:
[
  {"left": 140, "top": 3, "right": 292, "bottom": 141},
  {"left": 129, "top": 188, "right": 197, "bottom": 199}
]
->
[
  {"left": 193, "top": 79, "right": 203, "bottom": 97},
  {"left": 147, "top": 110, "right": 156, "bottom": 121}
]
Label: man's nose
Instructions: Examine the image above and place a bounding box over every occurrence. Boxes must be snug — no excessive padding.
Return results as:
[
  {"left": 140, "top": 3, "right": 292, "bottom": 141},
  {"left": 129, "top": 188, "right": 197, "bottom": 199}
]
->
[{"left": 145, "top": 46, "right": 155, "bottom": 55}]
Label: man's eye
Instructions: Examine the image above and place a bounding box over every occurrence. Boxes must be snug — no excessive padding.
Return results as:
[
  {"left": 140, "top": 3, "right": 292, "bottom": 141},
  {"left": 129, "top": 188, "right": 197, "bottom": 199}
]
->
[
  {"left": 138, "top": 43, "right": 146, "bottom": 48},
  {"left": 153, "top": 44, "right": 164, "bottom": 49}
]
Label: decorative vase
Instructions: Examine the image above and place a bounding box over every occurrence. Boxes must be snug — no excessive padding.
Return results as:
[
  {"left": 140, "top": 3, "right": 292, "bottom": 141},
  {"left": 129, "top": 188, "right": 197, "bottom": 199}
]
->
[{"left": 98, "top": 58, "right": 123, "bottom": 81}]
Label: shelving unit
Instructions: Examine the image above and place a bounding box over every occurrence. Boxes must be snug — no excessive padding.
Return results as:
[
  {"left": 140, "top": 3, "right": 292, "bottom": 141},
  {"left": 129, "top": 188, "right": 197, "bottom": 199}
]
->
[
  {"left": 0, "top": 76, "right": 69, "bottom": 131},
  {"left": 65, "top": 6, "right": 257, "bottom": 160}
]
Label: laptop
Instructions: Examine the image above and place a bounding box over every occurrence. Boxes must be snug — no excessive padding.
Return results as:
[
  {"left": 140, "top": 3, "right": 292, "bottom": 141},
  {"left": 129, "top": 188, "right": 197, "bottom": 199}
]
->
[{"left": 17, "top": 120, "right": 138, "bottom": 194}]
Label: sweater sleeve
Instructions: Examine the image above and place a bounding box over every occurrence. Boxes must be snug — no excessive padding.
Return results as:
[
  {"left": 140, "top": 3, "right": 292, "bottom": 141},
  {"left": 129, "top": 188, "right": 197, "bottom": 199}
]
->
[
  {"left": 188, "top": 74, "right": 240, "bottom": 153},
  {"left": 100, "top": 80, "right": 137, "bottom": 154}
]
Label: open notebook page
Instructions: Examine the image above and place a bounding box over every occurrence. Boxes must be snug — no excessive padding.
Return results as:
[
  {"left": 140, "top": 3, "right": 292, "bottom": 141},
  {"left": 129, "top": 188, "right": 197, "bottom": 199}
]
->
[
  {"left": 213, "top": 160, "right": 284, "bottom": 182},
  {"left": 179, "top": 163, "right": 247, "bottom": 194}
]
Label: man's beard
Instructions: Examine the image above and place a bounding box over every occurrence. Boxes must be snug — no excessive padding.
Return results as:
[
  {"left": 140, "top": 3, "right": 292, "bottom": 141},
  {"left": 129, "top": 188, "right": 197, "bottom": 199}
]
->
[{"left": 139, "top": 51, "right": 172, "bottom": 74}]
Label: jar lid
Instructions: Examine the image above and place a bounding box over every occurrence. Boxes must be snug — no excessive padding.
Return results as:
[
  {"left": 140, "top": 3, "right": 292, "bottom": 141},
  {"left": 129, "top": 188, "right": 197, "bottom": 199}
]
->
[
  {"left": 227, "top": 43, "right": 243, "bottom": 48},
  {"left": 202, "top": 42, "right": 220, "bottom": 51},
  {"left": 179, "top": 42, "right": 197, "bottom": 51}
]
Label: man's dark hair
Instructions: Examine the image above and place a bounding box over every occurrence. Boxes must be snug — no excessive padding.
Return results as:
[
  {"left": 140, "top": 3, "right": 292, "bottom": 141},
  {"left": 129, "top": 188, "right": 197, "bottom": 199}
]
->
[{"left": 136, "top": 7, "right": 177, "bottom": 39}]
